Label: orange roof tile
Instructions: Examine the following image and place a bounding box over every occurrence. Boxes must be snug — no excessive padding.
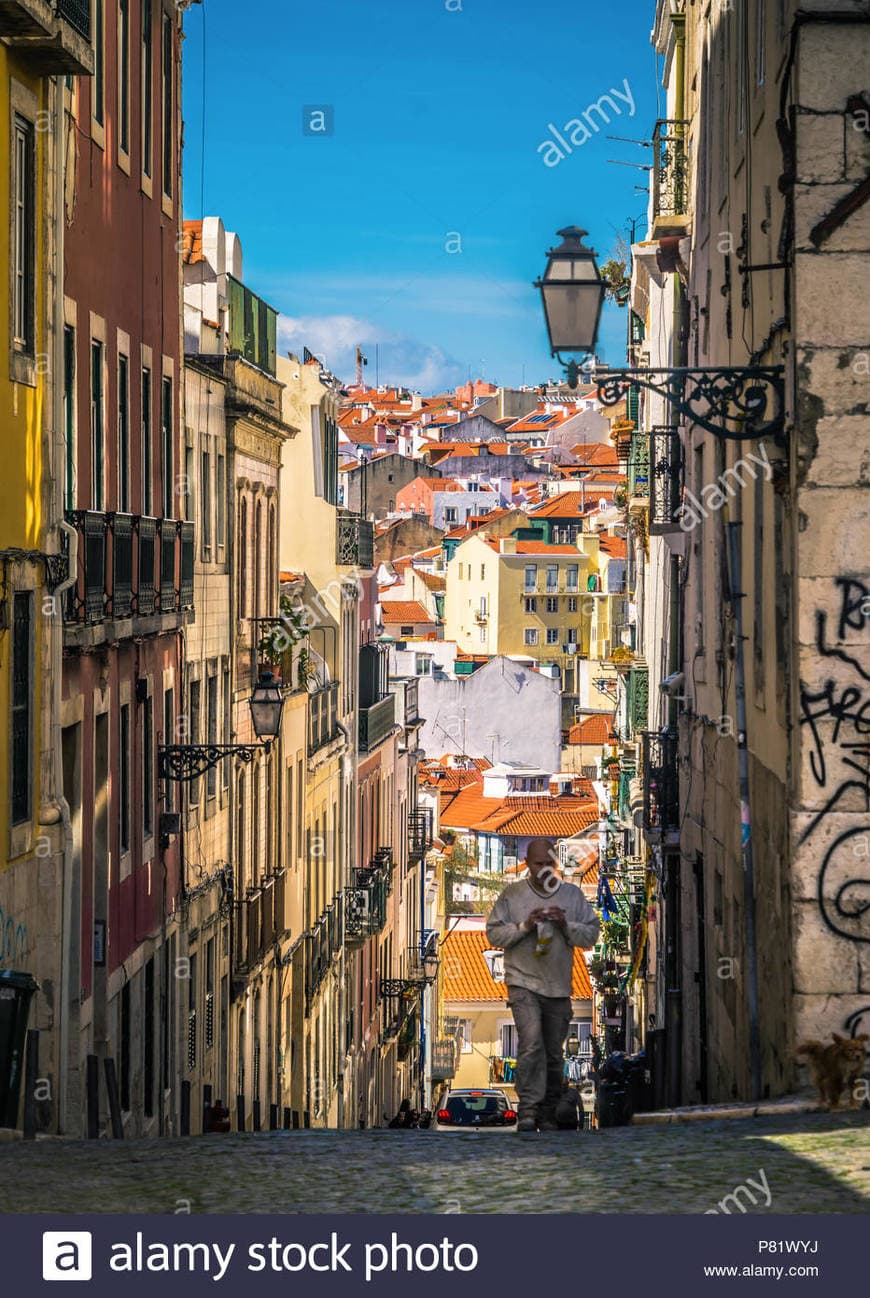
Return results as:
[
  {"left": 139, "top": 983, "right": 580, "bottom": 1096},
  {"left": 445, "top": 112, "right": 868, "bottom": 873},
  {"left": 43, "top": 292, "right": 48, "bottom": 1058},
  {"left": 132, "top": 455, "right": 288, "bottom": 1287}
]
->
[
  {"left": 182, "top": 220, "right": 204, "bottom": 264},
  {"left": 439, "top": 787, "right": 598, "bottom": 837},
  {"left": 443, "top": 929, "right": 593, "bottom": 1001},
  {"left": 567, "top": 714, "right": 617, "bottom": 745},
  {"left": 529, "top": 493, "right": 590, "bottom": 519},
  {"left": 483, "top": 540, "right": 582, "bottom": 556},
  {"left": 380, "top": 600, "right": 434, "bottom": 624},
  {"left": 599, "top": 536, "right": 627, "bottom": 560}
]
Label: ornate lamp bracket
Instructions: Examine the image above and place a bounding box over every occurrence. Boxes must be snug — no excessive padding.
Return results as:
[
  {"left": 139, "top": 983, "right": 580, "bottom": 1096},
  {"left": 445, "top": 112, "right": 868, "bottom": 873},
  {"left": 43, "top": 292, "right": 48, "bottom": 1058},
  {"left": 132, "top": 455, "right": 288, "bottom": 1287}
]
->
[
  {"left": 593, "top": 365, "right": 785, "bottom": 442},
  {"left": 158, "top": 743, "right": 262, "bottom": 783}
]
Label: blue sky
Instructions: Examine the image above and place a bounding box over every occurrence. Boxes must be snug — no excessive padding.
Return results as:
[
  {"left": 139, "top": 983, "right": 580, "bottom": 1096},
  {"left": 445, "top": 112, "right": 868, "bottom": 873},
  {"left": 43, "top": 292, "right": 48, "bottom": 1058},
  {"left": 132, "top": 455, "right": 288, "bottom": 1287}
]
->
[{"left": 182, "top": 0, "right": 661, "bottom": 392}]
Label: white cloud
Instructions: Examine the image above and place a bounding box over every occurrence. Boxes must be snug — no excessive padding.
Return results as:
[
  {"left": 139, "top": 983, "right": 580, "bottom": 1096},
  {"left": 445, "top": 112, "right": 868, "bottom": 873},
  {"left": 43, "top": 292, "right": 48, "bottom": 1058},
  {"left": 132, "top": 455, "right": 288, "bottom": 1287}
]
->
[{"left": 277, "top": 313, "right": 466, "bottom": 392}]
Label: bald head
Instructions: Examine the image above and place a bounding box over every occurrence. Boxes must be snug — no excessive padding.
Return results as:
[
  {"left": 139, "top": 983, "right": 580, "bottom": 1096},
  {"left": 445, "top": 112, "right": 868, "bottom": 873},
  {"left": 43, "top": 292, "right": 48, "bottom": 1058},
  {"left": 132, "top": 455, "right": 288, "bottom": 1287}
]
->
[{"left": 525, "top": 837, "right": 558, "bottom": 882}]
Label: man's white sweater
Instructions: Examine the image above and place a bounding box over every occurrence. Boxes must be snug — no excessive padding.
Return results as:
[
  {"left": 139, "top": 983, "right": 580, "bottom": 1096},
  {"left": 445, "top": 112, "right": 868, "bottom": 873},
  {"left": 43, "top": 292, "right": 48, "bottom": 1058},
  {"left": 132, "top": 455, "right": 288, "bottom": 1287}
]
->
[{"left": 485, "top": 878, "right": 600, "bottom": 998}]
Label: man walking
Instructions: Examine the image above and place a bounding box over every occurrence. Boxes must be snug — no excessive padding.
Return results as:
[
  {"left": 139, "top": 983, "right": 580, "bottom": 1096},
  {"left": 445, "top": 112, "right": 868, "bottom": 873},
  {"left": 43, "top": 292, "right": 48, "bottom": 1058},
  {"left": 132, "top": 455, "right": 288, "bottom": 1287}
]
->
[{"left": 486, "top": 837, "right": 600, "bottom": 1132}]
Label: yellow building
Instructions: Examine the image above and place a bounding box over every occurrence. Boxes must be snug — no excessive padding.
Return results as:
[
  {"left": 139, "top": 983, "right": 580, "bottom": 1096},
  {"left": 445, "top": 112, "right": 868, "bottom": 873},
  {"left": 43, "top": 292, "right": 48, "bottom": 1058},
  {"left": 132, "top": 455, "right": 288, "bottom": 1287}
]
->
[
  {"left": 443, "top": 531, "right": 627, "bottom": 690},
  {"left": 0, "top": 4, "right": 91, "bottom": 1131}
]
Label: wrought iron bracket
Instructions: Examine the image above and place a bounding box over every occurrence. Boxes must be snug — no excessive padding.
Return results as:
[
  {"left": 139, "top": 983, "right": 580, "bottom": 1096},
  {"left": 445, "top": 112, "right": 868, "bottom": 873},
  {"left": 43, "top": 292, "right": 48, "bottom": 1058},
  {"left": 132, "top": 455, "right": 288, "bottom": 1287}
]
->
[
  {"left": 592, "top": 365, "right": 786, "bottom": 441},
  {"left": 379, "top": 978, "right": 424, "bottom": 999},
  {"left": 158, "top": 742, "right": 267, "bottom": 783}
]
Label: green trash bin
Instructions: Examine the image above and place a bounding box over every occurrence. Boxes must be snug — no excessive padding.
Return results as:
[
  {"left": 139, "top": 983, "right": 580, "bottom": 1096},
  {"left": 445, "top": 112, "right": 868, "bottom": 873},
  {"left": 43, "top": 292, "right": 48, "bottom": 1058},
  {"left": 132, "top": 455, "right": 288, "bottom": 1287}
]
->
[{"left": 0, "top": 970, "right": 38, "bottom": 1128}]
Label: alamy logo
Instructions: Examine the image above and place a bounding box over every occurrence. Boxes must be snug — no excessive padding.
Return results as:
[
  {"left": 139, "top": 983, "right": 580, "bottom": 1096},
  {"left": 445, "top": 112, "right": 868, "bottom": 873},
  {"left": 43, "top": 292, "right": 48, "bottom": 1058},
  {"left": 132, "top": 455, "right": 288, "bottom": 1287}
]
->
[{"left": 42, "top": 1232, "right": 93, "bottom": 1282}]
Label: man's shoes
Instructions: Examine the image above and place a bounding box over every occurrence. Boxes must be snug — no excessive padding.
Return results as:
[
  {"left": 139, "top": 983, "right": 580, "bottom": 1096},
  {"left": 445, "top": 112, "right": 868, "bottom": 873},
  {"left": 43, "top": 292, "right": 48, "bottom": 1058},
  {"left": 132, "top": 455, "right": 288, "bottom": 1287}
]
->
[
  {"left": 537, "top": 1117, "right": 559, "bottom": 1132},
  {"left": 517, "top": 1117, "right": 538, "bottom": 1133}
]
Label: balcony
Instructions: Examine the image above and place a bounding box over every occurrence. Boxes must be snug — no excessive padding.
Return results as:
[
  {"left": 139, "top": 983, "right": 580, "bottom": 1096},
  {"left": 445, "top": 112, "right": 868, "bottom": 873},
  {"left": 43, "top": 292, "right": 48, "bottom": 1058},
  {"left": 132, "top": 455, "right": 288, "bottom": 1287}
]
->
[
  {"left": 344, "top": 861, "right": 390, "bottom": 944},
  {"left": 234, "top": 877, "right": 278, "bottom": 976},
  {"left": 337, "top": 509, "right": 374, "bottom": 568},
  {"left": 642, "top": 730, "right": 680, "bottom": 844},
  {"left": 627, "top": 664, "right": 649, "bottom": 738},
  {"left": 304, "top": 896, "right": 343, "bottom": 1010},
  {"left": 0, "top": 0, "right": 94, "bottom": 75},
  {"left": 652, "top": 119, "right": 689, "bottom": 235},
  {"left": 407, "top": 808, "right": 433, "bottom": 864},
  {"left": 649, "top": 427, "right": 684, "bottom": 534},
  {"left": 64, "top": 511, "right": 194, "bottom": 639},
  {"left": 430, "top": 1037, "right": 459, "bottom": 1082},
  {"left": 307, "top": 682, "right": 340, "bottom": 755},
  {"left": 359, "top": 693, "right": 396, "bottom": 753}
]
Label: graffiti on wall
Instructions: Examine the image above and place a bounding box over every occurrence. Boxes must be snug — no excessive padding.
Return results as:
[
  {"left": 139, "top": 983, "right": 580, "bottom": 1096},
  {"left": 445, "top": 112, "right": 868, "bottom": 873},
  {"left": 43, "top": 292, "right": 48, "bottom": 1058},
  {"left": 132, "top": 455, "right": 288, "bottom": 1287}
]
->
[
  {"left": 0, "top": 905, "right": 29, "bottom": 969},
  {"left": 798, "top": 577, "right": 870, "bottom": 975}
]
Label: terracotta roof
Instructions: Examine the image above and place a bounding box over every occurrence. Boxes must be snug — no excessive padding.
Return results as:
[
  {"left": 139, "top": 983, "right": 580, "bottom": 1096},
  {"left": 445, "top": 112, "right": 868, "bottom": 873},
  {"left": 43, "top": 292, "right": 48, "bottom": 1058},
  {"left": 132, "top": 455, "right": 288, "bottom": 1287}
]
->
[
  {"left": 483, "top": 540, "right": 582, "bottom": 555},
  {"left": 529, "top": 492, "right": 590, "bottom": 519},
  {"left": 182, "top": 220, "right": 204, "bottom": 264},
  {"left": 599, "top": 535, "right": 627, "bottom": 560},
  {"left": 439, "top": 787, "right": 599, "bottom": 837},
  {"left": 567, "top": 714, "right": 617, "bottom": 745},
  {"left": 415, "top": 569, "right": 446, "bottom": 592},
  {"left": 380, "top": 600, "right": 434, "bottom": 624},
  {"left": 571, "top": 443, "right": 620, "bottom": 466},
  {"left": 443, "top": 929, "right": 593, "bottom": 1001}
]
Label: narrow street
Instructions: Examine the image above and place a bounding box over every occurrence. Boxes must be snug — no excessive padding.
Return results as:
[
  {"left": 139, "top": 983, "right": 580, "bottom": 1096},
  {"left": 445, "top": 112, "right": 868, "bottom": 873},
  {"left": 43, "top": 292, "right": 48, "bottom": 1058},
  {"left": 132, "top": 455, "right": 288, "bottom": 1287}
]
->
[{"left": 3, "top": 1112, "right": 868, "bottom": 1215}]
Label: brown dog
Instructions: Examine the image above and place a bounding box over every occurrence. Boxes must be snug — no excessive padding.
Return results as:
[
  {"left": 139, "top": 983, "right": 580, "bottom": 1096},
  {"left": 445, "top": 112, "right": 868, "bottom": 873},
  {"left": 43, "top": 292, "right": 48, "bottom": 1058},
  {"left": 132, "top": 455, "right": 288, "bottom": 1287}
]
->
[{"left": 797, "top": 1033, "right": 868, "bottom": 1109}]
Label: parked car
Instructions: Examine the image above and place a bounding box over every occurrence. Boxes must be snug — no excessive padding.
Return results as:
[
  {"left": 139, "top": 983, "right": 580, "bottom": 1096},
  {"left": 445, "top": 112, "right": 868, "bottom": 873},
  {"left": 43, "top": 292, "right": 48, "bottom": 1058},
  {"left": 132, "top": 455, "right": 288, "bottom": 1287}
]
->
[{"left": 434, "top": 1088, "right": 517, "bottom": 1132}]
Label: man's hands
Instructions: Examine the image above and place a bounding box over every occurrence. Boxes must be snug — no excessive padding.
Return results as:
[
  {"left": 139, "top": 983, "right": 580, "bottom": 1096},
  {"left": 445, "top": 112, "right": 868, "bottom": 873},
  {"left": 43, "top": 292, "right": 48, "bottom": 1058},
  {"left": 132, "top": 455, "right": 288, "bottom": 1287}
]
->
[{"left": 522, "top": 906, "right": 568, "bottom": 933}]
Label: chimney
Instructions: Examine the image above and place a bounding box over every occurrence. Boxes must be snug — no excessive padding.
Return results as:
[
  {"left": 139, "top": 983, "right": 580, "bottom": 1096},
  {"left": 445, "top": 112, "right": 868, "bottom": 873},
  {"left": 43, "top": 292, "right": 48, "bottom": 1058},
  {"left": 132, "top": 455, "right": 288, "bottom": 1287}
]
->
[{"left": 500, "top": 538, "right": 517, "bottom": 555}]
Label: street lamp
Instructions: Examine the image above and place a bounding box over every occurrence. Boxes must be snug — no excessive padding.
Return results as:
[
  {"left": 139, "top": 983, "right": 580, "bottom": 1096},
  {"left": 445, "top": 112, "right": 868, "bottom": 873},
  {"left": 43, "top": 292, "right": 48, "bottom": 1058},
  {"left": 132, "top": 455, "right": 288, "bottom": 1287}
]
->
[
  {"left": 535, "top": 226, "right": 785, "bottom": 440},
  {"left": 534, "top": 226, "right": 606, "bottom": 389},
  {"left": 158, "top": 670, "right": 286, "bottom": 782}
]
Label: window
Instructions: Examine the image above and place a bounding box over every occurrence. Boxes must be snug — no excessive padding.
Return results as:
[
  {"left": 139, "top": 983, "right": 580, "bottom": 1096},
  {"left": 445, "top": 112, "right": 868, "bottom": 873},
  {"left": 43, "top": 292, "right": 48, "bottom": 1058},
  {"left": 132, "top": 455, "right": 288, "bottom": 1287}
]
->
[
  {"left": 480, "top": 564, "right": 486, "bottom": 580},
  {"left": 12, "top": 116, "right": 35, "bottom": 355},
  {"left": 546, "top": 628, "right": 559, "bottom": 645},
  {"left": 567, "top": 563, "right": 579, "bottom": 592},
  {"left": 444, "top": 507, "right": 458, "bottom": 524},
  {"left": 142, "top": 694, "right": 153, "bottom": 838},
  {"left": 457, "top": 563, "right": 463, "bottom": 580},
  {"left": 216, "top": 454, "right": 225, "bottom": 547},
  {"left": 93, "top": 0, "right": 105, "bottom": 125},
  {"left": 206, "top": 674, "right": 218, "bottom": 800},
  {"left": 400, "top": 625, "right": 414, "bottom": 637},
  {"left": 63, "top": 326, "right": 76, "bottom": 511},
  {"left": 524, "top": 597, "right": 537, "bottom": 613},
  {"left": 141, "top": 0, "right": 153, "bottom": 178},
  {"left": 459, "top": 1019, "right": 472, "bottom": 1054},
  {"left": 118, "top": 355, "right": 130, "bottom": 510},
  {"left": 222, "top": 665, "right": 231, "bottom": 790},
  {"left": 756, "top": 0, "right": 766, "bottom": 86},
  {"left": 184, "top": 444, "right": 193, "bottom": 522},
  {"left": 163, "top": 687, "right": 174, "bottom": 814},
  {"left": 162, "top": 14, "right": 173, "bottom": 198},
  {"left": 567, "top": 627, "right": 578, "bottom": 646},
  {"left": 568, "top": 596, "right": 578, "bottom": 613},
  {"left": 546, "top": 564, "right": 558, "bottom": 592},
  {"left": 201, "top": 449, "right": 211, "bottom": 554},
  {"left": 415, "top": 655, "right": 432, "bottom": 675},
  {"left": 142, "top": 367, "right": 152, "bottom": 514},
  {"left": 500, "top": 1023, "right": 518, "bottom": 1058},
  {"left": 524, "top": 564, "right": 537, "bottom": 592},
  {"left": 91, "top": 342, "right": 105, "bottom": 510},
  {"left": 187, "top": 952, "right": 197, "bottom": 1071},
  {"left": 118, "top": 0, "right": 130, "bottom": 155},
  {"left": 546, "top": 596, "right": 558, "bottom": 613},
  {"left": 188, "top": 679, "right": 201, "bottom": 808},
  {"left": 524, "top": 628, "right": 538, "bottom": 646},
  {"left": 119, "top": 703, "right": 130, "bottom": 853},
  {"left": 11, "top": 593, "right": 32, "bottom": 825},
  {"left": 161, "top": 376, "right": 172, "bottom": 514}
]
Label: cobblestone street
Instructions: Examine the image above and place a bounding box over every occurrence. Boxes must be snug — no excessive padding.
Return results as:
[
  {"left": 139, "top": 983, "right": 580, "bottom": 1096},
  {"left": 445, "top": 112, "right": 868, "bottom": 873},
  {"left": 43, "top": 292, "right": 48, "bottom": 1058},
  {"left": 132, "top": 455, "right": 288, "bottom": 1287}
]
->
[{"left": 2, "top": 1111, "right": 868, "bottom": 1215}]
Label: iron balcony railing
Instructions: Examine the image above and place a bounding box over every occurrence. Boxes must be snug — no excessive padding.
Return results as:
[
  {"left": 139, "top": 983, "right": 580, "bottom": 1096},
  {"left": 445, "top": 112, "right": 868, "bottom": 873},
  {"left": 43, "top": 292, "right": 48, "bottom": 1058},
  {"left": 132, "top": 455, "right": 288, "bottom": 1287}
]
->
[
  {"left": 307, "top": 682, "right": 340, "bottom": 754},
  {"left": 304, "top": 895, "right": 343, "bottom": 1010},
  {"left": 652, "top": 119, "right": 689, "bottom": 221},
  {"left": 407, "top": 808, "right": 433, "bottom": 864},
  {"left": 56, "top": 0, "right": 90, "bottom": 39},
  {"left": 430, "top": 1038, "right": 459, "bottom": 1082},
  {"left": 64, "top": 511, "right": 194, "bottom": 625},
  {"left": 336, "top": 509, "right": 374, "bottom": 568},
  {"left": 641, "top": 730, "right": 680, "bottom": 841},
  {"left": 649, "top": 427, "right": 684, "bottom": 534},
  {"left": 403, "top": 676, "right": 419, "bottom": 725},
  {"left": 344, "top": 857, "right": 391, "bottom": 943},
  {"left": 358, "top": 693, "right": 396, "bottom": 753}
]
